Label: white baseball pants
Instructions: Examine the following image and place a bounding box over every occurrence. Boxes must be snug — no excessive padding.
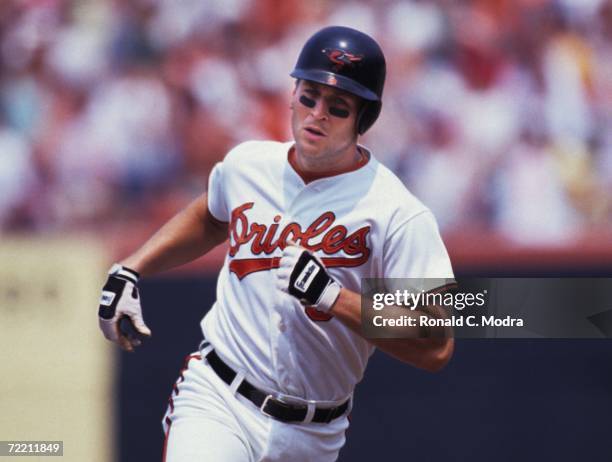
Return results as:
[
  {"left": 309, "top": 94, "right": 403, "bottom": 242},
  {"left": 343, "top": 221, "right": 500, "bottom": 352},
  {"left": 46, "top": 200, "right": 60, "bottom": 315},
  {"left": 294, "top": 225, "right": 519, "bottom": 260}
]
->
[{"left": 162, "top": 348, "right": 350, "bottom": 461}]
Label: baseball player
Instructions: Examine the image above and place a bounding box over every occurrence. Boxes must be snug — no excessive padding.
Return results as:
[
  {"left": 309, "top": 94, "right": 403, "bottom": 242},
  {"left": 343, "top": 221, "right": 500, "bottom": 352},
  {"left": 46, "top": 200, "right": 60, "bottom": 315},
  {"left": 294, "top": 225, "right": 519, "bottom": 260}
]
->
[{"left": 98, "top": 26, "right": 454, "bottom": 461}]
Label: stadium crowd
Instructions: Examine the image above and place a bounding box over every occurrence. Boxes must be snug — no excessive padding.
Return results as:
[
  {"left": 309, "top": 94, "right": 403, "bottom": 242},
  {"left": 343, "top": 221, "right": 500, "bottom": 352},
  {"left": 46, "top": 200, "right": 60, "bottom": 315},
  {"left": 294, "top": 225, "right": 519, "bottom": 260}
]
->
[{"left": 1, "top": 0, "right": 611, "bottom": 245}]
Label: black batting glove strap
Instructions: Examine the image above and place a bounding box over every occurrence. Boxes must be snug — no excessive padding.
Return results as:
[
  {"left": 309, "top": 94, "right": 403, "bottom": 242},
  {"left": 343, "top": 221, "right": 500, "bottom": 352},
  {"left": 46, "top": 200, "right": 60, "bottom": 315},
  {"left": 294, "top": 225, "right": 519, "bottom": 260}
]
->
[
  {"left": 109, "top": 264, "right": 139, "bottom": 283},
  {"left": 288, "top": 251, "right": 333, "bottom": 306}
]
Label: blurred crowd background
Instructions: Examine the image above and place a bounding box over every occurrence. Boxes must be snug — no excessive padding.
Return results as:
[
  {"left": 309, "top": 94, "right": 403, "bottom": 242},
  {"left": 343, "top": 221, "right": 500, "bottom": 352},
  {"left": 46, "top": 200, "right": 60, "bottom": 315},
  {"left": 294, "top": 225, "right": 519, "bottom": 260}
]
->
[{"left": 1, "top": 0, "right": 612, "bottom": 246}]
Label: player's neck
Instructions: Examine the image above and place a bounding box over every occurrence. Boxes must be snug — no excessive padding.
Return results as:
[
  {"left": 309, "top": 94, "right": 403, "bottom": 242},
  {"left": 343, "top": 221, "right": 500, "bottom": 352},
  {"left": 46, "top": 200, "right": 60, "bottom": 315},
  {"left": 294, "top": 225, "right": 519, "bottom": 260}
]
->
[{"left": 289, "top": 145, "right": 367, "bottom": 184}]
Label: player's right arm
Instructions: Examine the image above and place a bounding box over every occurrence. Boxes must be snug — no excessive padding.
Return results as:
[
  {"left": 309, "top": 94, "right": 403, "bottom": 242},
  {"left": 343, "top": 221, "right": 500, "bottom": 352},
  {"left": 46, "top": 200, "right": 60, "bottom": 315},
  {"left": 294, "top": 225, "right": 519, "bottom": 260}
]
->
[
  {"left": 120, "top": 192, "right": 227, "bottom": 276},
  {"left": 98, "top": 193, "right": 227, "bottom": 351}
]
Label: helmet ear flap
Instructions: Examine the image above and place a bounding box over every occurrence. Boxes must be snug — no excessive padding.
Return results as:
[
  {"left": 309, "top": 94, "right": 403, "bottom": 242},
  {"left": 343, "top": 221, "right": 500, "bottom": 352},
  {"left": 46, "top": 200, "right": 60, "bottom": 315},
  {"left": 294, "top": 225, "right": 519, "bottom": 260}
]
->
[{"left": 357, "top": 101, "right": 382, "bottom": 135}]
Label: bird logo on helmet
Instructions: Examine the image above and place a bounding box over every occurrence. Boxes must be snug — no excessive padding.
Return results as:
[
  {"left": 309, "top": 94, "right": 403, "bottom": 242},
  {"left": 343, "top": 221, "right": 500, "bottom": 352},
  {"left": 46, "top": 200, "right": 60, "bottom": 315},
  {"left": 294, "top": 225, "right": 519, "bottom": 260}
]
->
[{"left": 322, "top": 48, "right": 364, "bottom": 72}]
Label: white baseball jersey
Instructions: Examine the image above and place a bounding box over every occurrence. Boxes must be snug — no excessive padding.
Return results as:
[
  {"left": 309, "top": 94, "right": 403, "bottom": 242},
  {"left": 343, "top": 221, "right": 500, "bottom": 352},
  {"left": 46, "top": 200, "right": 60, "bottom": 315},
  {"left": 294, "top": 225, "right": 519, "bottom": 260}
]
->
[{"left": 202, "top": 140, "right": 454, "bottom": 402}]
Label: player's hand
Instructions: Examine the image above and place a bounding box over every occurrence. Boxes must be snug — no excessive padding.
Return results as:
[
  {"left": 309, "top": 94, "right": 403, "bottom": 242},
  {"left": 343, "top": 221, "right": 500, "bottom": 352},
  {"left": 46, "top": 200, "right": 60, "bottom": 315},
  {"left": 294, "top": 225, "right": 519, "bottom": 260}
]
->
[
  {"left": 98, "top": 263, "right": 151, "bottom": 352},
  {"left": 276, "top": 242, "right": 342, "bottom": 313}
]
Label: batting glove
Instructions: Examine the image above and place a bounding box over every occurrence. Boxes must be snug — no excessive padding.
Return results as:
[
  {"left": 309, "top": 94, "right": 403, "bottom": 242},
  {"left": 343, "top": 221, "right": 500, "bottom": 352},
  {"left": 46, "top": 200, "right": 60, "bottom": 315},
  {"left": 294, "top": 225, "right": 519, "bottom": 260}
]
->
[
  {"left": 277, "top": 244, "right": 342, "bottom": 313},
  {"left": 98, "top": 263, "right": 151, "bottom": 352}
]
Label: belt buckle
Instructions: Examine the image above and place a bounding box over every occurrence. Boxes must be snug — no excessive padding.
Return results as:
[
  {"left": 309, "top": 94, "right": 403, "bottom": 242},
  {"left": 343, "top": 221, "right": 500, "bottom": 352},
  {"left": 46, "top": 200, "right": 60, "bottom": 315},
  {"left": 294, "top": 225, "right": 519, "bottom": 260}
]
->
[
  {"left": 260, "top": 394, "right": 276, "bottom": 418},
  {"left": 260, "top": 394, "right": 307, "bottom": 422}
]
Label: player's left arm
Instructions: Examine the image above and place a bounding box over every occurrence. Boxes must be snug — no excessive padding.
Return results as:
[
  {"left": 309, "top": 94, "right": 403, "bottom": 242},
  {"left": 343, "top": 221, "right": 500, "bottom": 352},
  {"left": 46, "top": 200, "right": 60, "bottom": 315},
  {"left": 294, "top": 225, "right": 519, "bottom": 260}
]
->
[
  {"left": 277, "top": 245, "right": 453, "bottom": 373},
  {"left": 330, "top": 288, "right": 453, "bottom": 372}
]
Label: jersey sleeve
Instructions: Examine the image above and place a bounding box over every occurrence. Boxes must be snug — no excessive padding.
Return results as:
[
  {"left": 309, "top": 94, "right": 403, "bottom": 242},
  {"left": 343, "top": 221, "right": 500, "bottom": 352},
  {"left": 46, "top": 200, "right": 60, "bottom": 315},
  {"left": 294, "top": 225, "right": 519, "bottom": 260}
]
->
[
  {"left": 207, "top": 161, "right": 229, "bottom": 222},
  {"left": 383, "top": 210, "right": 455, "bottom": 292}
]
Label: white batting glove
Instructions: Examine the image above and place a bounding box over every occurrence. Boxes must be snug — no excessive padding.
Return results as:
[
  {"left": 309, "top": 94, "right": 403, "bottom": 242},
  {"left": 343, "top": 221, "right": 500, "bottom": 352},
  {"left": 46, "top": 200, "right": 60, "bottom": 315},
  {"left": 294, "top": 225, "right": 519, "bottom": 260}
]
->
[
  {"left": 277, "top": 244, "right": 342, "bottom": 313},
  {"left": 98, "top": 263, "right": 151, "bottom": 352}
]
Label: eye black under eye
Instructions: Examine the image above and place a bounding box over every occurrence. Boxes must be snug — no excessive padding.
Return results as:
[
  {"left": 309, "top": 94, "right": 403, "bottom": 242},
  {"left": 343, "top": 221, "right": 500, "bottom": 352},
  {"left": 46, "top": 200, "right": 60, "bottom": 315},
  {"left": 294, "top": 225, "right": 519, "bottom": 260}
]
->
[
  {"left": 299, "top": 94, "right": 350, "bottom": 118},
  {"left": 299, "top": 95, "right": 316, "bottom": 108},
  {"left": 329, "top": 107, "right": 349, "bottom": 118}
]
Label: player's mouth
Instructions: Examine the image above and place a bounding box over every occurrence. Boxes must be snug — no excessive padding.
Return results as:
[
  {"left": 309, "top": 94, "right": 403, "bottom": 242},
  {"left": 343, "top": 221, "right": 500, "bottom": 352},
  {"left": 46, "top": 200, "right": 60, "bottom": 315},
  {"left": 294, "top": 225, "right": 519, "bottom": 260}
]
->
[{"left": 303, "top": 125, "right": 327, "bottom": 139}]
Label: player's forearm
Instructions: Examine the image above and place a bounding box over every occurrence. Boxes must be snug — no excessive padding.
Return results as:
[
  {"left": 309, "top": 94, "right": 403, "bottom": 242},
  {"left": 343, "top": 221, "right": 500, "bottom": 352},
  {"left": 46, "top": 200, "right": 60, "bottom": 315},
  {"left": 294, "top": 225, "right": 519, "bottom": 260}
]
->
[
  {"left": 120, "top": 193, "right": 227, "bottom": 277},
  {"left": 330, "top": 288, "right": 454, "bottom": 372}
]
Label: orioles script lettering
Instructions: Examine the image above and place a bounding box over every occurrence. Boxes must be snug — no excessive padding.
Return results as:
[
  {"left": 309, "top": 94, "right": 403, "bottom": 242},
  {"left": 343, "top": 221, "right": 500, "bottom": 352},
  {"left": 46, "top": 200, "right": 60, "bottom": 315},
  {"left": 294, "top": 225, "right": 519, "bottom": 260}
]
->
[{"left": 228, "top": 202, "right": 371, "bottom": 279}]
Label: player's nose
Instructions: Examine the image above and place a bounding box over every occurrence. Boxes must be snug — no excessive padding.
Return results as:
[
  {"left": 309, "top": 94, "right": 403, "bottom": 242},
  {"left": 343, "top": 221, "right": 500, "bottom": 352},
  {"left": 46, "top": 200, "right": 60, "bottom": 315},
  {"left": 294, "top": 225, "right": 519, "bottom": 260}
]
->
[{"left": 310, "top": 99, "right": 329, "bottom": 120}]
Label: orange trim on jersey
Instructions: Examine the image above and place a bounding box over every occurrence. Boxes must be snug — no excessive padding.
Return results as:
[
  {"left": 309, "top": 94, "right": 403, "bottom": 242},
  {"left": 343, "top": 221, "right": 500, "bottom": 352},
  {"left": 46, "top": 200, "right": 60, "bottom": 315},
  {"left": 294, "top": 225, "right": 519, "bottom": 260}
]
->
[
  {"left": 229, "top": 257, "right": 281, "bottom": 278},
  {"left": 229, "top": 253, "right": 369, "bottom": 280},
  {"left": 288, "top": 145, "right": 369, "bottom": 184}
]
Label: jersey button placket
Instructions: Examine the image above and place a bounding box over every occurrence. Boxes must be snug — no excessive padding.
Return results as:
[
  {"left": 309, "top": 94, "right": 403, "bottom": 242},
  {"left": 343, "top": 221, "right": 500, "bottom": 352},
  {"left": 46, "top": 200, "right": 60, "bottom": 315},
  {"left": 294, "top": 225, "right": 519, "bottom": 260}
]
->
[
  {"left": 270, "top": 307, "right": 299, "bottom": 394},
  {"left": 269, "top": 310, "right": 283, "bottom": 373},
  {"left": 286, "top": 179, "right": 325, "bottom": 211}
]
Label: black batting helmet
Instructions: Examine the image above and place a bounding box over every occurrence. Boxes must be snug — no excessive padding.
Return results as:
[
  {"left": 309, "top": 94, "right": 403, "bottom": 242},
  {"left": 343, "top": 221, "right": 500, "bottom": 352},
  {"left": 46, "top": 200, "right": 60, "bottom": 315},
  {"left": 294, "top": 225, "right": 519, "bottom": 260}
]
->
[{"left": 290, "top": 26, "right": 386, "bottom": 135}]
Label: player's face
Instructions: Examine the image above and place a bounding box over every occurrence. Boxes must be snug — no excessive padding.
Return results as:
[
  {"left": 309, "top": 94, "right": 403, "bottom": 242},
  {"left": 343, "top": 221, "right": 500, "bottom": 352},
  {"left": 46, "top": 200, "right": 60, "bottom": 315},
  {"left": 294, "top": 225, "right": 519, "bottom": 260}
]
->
[{"left": 291, "top": 80, "right": 361, "bottom": 168}]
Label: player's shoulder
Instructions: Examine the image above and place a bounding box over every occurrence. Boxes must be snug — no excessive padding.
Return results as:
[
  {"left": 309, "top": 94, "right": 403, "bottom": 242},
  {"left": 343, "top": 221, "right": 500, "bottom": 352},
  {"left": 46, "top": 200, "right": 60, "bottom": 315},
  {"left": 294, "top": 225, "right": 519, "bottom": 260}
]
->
[
  {"left": 223, "top": 140, "right": 290, "bottom": 166},
  {"left": 368, "top": 156, "right": 430, "bottom": 221}
]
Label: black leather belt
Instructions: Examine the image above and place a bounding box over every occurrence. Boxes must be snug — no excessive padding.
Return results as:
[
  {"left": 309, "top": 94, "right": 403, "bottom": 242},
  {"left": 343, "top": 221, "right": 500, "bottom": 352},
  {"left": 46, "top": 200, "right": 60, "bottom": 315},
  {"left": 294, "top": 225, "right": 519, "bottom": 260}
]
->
[{"left": 204, "top": 348, "right": 349, "bottom": 424}]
